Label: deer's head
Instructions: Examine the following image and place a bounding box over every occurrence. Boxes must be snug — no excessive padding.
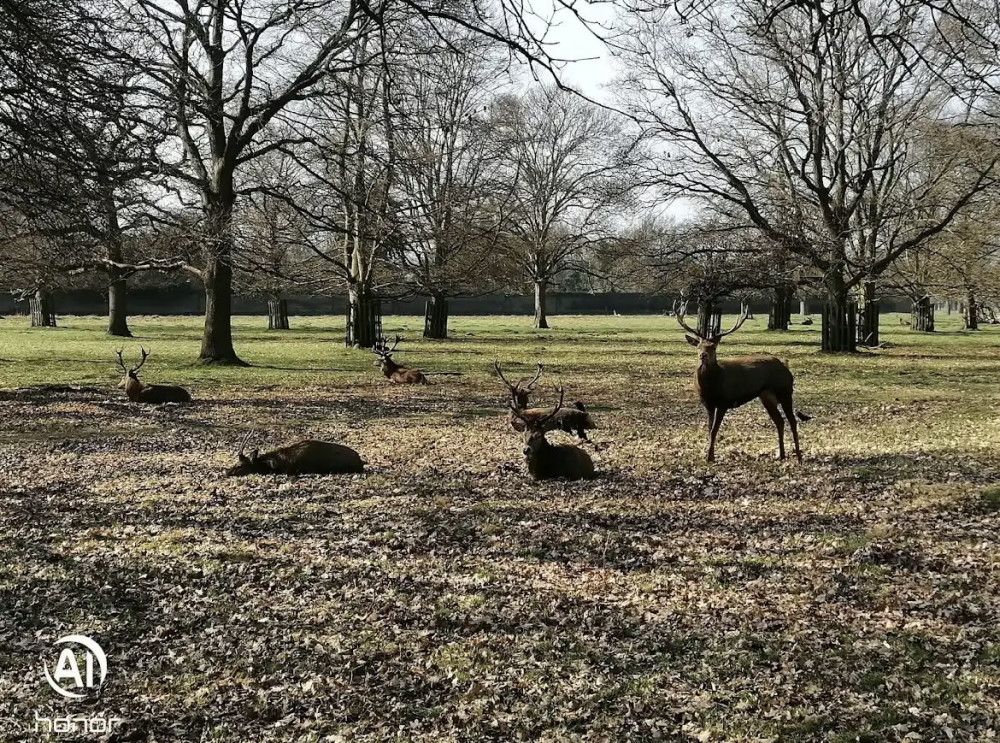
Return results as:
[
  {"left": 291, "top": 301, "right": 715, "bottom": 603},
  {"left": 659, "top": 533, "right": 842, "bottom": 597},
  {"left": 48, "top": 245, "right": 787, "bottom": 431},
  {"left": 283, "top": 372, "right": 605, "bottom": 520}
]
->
[
  {"left": 372, "top": 334, "right": 401, "bottom": 371},
  {"left": 115, "top": 347, "right": 150, "bottom": 392},
  {"left": 674, "top": 303, "right": 749, "bottom": 366},
  {"left": 495, "top": 360, "right": 543, "bottom": 410},
  {"left": 512, "top": 387, "right": 564, "bottom": 457},
  {"left": 226, "top": 431, "right": 263, "bottom": 476}
]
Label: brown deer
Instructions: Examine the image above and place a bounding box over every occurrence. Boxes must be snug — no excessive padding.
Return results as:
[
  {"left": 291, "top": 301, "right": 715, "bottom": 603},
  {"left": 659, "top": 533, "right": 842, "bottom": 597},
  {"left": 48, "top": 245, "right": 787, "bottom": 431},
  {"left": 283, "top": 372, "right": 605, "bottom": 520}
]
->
[
  {"left": 373, "top": 335, "right": 429, "bottom": 384},
  {"left": 512, "top": 388, "right": 596, "bottom": 480},
  {"left": 115, "top": 348, "right": 192, "bottom": 403},
  {"left": 494, "top": 361, "right": 596, "bottom": 440},
  {"left": 225, "top": 432, "right": 364, "bottom": 476},
  {"left": 676, "top": 306, "right": 811, "bottom": 462}
]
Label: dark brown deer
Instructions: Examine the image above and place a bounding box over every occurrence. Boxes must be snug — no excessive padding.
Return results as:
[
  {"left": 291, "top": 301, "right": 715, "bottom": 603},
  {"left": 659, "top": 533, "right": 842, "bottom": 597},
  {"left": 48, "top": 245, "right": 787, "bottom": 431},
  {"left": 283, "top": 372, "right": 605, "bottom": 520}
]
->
[
  {"left": 676, "top": 305, "right": 811, "bottom": 462},
  {"left": 373, "top": 335, "right": 429, "bottom": 384},
  {"left": 512, "top": 388, "right": 596, "bottom": 480},
  {"left": 115, "top": 348, "right": 192, "bottom": 403},
  {"left": 495, "top": 361, "right": 596, "bottom": 440},
  {"left": 225, "top": 432, "right": 364, "bottom": 476}
]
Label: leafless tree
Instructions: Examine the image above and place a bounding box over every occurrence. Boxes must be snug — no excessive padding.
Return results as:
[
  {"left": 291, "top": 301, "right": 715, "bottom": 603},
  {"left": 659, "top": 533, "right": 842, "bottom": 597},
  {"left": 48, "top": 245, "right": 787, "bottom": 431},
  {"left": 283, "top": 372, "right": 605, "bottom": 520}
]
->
[
  {"left": 493, "top": 86, "right": 633, "bottom": 328},
  {"left": 617, "top": 0, "right": 1000, "bottom": 351}
]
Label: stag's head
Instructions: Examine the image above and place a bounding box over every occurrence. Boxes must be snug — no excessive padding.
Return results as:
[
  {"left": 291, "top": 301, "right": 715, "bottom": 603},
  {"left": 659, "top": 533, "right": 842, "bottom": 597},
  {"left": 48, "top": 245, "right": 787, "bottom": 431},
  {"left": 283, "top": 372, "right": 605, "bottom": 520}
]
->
[
  {"left": 226, "top": 431, "right": 263, "bottom": 476},
  {"left": 372, "top": 334, "right": 401, "bottom": 370},
  {"left": 512, "top": 387, "right": 565, "bottom": 456},
  {"left": 674, "top": 303, "right": 749, "bottom": 366},
  {"left": 494, "top": 361, "right": 543, "bottom": 410},
  {"left": 115, "top": 347, "right": 150, "bottom": 389}
]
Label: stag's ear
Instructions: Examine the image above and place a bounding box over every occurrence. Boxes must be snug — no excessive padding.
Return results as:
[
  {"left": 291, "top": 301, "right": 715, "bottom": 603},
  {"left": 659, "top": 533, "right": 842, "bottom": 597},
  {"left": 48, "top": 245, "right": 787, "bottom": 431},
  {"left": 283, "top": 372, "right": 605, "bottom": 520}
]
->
[
  {"left": 685, "top": 335, "right": 700, "bottom": 347},
  {"left": 249, "top": 449, "right": 259, "bottom": 462},
  {"left": 238, "top": 453, "right": 250, "bottom": 464}
]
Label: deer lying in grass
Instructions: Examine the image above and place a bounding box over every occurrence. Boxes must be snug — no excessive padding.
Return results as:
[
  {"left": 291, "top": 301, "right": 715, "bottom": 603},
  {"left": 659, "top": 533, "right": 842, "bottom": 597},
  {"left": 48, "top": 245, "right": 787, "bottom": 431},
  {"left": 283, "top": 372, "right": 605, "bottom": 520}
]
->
[
  {"left": 676, "top": 306, "right": 811, "bottom": 462},
  {"left": 373, "top": 335, "right": 428, "bottom": 384},
  {"left": 116, "top": 348, "right": 192, "bottom": 403},
  {"left": 512, "top": 388, "right": 595, "bottom": 480},
  {"left": 494, "top": 361, "right": 596, "bottom": 440},
  {"left": 225, "top": 432, "right": 364, "bottom": 476}
]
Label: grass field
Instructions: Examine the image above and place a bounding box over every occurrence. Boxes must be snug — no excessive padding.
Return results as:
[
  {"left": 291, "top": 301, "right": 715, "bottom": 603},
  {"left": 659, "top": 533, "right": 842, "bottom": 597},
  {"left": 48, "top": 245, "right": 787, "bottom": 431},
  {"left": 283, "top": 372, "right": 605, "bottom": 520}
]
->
[{"left": 1, "top": 313, "right": 998, "bottom": 742}]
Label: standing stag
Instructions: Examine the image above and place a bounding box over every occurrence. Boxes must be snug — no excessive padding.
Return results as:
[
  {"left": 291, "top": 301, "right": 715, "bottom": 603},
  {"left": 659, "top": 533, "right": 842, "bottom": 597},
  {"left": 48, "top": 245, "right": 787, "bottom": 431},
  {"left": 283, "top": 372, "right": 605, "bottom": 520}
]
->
[
  {"left": 373, "top": 335, "right": 428, "bottom": 384},
  {"left": 495, "top": 361, "right": 595, "bottom": 440},
  {"left": 115, "top": 348, "right": 192, "bottom": 403},
  {"left": 676, "top": 306, "right": 811, "bottom": 462},
  {"left": 512, "top": 388, "right": 596, "bottom": 480},
  {"left": 225, "top": 432, "right": 364, "bottom": 476}
]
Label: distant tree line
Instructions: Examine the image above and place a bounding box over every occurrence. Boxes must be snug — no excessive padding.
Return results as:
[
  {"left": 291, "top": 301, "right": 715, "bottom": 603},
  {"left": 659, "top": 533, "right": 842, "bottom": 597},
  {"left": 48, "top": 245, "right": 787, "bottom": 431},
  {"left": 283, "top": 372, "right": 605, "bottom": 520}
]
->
[{"left": 2, "top": 0, "right": 1000, "bottom": 359}]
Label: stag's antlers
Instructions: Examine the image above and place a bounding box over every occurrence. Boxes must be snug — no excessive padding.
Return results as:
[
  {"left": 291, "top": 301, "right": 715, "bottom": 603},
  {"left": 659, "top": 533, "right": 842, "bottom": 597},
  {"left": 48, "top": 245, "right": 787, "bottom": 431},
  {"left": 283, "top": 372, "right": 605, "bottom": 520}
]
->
[
  {"left": 511, "top": 386, "right": 565, "bottom": 429},
  {"left": 494, "top": 361, "right": 543, "bottom": 401},
  {"left": 674, "top": 302, "right": 750, "bottom": 340},
  {"left": 373, "top": 334, "right": 402, "bottom": 357},
  {"left": 116, "top": 347, "right": 151, "bottom": 375}
]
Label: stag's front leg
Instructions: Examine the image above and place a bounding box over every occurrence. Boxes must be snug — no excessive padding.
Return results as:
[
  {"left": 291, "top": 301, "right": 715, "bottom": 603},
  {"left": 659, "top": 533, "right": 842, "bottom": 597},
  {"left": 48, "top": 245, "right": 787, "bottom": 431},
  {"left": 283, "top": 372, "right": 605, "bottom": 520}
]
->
[{"left": 707, "top": 407, "right": 726, "bottom": 462}]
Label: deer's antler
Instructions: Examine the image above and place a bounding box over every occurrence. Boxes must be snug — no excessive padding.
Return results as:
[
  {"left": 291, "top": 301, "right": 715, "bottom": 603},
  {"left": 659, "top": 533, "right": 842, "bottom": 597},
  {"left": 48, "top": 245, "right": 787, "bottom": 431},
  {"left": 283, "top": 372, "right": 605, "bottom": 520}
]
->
[
  {"left": 715, "top": 309, "right": 750, "bottom": 339},
  {"left": 673, "top": 302, "right": 702, "bottom": 338},
  {"left": 521, "top": 363, "right": 543, "bottom": 391},
  {"left": 133, "top": 347, "right": 150, "bottom": 373}
]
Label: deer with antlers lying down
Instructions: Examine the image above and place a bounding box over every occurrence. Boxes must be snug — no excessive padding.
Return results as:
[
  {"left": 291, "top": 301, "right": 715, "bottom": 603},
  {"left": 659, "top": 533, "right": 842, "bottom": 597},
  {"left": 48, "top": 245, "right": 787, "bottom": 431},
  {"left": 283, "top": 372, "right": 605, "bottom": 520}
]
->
[
  {"left": 373, "top": 335, "right": 429, "bottom": 384},
  {"left": 494, "top": 361, "right": 596, "bottom": 440},
  {"left": 116, "top": 348, "right": 192, "bottom": 403},
  {"left": 676, "top": 305, "right": 811, "bottom": 462},
  {"left": 225, "top": 433, "right": 364, "bottom": 476},
  {"left": 512, "top": 388, "right": 595, "bottom": 480}
]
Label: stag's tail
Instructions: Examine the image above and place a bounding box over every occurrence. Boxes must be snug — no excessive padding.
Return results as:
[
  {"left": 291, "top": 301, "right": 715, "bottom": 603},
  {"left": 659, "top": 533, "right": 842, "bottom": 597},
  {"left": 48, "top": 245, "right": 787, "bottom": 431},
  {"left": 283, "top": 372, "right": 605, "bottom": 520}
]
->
[{"left": 795, "top": 411, "right": 812, "bottom": 422}]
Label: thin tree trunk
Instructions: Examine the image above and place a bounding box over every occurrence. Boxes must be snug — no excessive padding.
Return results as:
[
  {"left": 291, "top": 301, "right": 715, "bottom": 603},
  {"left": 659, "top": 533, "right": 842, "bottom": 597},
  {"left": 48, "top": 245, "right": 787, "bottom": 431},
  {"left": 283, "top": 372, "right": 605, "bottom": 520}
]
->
[
  {"left": 423, "top": 293, "right": 449, "bottom": 339},
  {"left": 534, "top": 281, "right": 549, "bottom": 329},
  {"left": 768, "top": 285, "right": 792, "bottom": 330},
  {"left": 799, "top": 299, "right": 807, "bottom": 316},
  {"left": 857, "top": 281, "right": 879, "bottom": 346},
  {"left": 966, "top": 292, "right": 979, "bottom": 330},
  {"left": 107, "top": 270, "right": 132, "bottom": 337},
  {"left": 822, "top": 275, "right": 856, "bottom": 352},
  {"left": 29, "top": 288, "right": 56, "bottom": 327},
  {"left": 267, "top": 297, "right": 289, "bottom": 330},
  {"left": 911, "top": 295, "right": 934, "bottom": 332}
]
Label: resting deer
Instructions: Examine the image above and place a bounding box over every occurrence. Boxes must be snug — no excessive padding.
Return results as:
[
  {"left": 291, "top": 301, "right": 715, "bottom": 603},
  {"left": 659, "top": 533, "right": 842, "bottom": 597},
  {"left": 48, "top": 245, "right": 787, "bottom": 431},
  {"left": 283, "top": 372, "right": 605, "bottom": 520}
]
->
[
  {"left": 225, "top": 432, "right": 364, "bottom": 476},
  {"left": 512, "top": 388, "right": 595, "bottom": 480},
  {"left": 676, "top": 305, "right": 811, "bottom": 462},
  {"left": 373, "top": 335, "right": 428, "bottom": 384},
  {"left": 115, "top": 348, "right": 192, "bottom": 403},
  {"left": 495, "top": 361, "right": 595, "bottom": 440}
]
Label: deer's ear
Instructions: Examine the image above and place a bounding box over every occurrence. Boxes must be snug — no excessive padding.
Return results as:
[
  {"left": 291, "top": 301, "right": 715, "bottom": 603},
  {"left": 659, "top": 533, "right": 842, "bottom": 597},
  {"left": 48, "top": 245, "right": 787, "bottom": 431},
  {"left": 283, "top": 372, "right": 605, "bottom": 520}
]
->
[
  {"left": 684, "top": 335, "right": 700, "bottom": 347},
  {"left": 249, "top": 449, "right": 259, "bottom": 462}
]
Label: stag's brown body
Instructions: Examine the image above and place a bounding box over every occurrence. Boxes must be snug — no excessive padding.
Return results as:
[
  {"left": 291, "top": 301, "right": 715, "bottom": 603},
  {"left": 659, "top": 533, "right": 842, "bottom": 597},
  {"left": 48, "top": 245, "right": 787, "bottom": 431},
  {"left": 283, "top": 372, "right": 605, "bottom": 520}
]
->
[
  {"left": 373, "top": 335, "right": 429, "bottom": 384},
  {"left": 117, "top": 349, "right": 192, "bottom": 403},
  {"left": 678, "top": 308, "right": 810, "bottom": 462},
  {"left": 524, "top": 434, "right": 596, "bottom": 480},
  {"left": 379, "top": 357, "right": 429, "bottom": 385},
  {"left": 509, "top": 403, "right": 595, "bottom": 440},
  {"left": 226, "top": 439, "right": 364, "bottom": 476}
]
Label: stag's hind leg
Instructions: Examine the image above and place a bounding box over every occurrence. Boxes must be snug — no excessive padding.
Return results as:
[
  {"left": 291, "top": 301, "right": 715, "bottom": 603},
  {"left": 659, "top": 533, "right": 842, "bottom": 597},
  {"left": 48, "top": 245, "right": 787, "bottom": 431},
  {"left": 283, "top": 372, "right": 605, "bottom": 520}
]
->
[
  {"left": 777, "top": 392, "right": 802, "bottom": 462},
  {"left": 759, "top": 391, "right": 786, "bottom": 459}
]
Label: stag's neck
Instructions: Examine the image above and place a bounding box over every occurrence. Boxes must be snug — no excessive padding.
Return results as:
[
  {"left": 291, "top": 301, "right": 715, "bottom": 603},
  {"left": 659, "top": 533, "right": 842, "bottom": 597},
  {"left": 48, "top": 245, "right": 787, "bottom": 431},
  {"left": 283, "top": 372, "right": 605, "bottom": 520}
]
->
[{"left": 123, "top": 376, "right": 145, "bottom": 401}]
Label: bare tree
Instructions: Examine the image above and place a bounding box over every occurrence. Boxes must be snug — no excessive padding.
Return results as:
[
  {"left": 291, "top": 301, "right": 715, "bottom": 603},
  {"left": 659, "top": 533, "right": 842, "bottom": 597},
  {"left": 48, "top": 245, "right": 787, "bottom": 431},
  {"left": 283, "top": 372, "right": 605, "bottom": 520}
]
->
[
  {"left": 617, "top": 0, "right": 1000, "bottom": 351},
  {"left": 492, "top": 86, "right": 631, "bottom": 328}
]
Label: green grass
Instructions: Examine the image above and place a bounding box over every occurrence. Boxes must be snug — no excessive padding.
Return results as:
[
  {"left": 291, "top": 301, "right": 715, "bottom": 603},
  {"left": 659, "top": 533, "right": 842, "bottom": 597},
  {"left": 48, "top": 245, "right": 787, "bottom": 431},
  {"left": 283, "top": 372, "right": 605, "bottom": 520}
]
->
[{"left": 0, "top": 312, "right": 998, "bottom": 741}]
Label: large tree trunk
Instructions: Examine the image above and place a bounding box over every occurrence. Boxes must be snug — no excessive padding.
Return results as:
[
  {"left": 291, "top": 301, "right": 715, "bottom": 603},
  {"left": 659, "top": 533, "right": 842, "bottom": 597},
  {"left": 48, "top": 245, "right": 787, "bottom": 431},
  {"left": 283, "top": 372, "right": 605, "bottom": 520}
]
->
[
  {"left": 768, "top": 285, "right": 792, "bottom": 330},
  {"left": 346, "top": 286, "right": 380, "bottom": 348},
  {"left": 966, "top": 292, "right": 979, "bottom": 330},
  {"left": 267, "top": 297, "right": 289, "bottom": 330},
  {"left": 423, "top": 293, "right": 449, "bottom": 339},
  {"left": 697, "top": 300, "right": 722, "bottom": 337},
  {"left": 822, "top": 276, "right": 856, "bottom": 352},
  {"left": 857, "top": 282, "right": 879, "bottom": 346},
  {"left": 29, "top": 288, "right": 56, "bottom": 327},
  {"left": 534, "top": 281, "right": 549, "bottom": 329},
  {"left": 198, "top": 187, "right": 246, "bottom": 365},
  {"left": 911, "top": 295, "right": 934, "bottom": 332},
  {"left": 107, "top": 270, "right": 132, "bottom": 337},
  {"left": 199, "top": 256, "right": 246, "bottom": 364}
]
